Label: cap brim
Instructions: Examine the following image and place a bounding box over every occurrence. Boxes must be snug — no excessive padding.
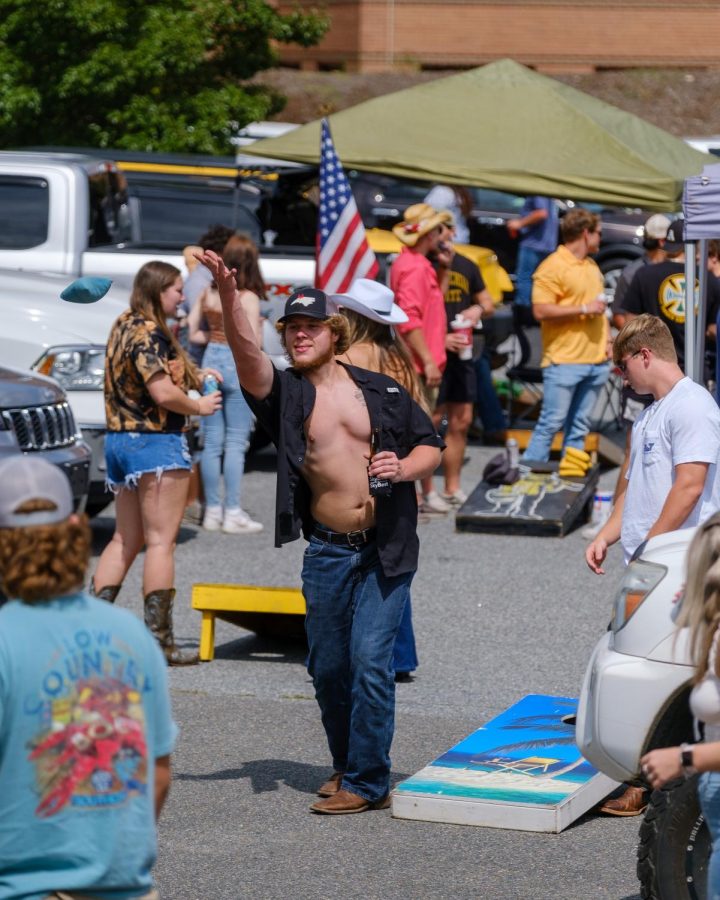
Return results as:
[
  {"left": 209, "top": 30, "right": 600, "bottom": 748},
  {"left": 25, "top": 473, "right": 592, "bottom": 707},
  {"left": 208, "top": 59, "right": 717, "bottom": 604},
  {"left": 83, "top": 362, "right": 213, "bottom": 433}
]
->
[
  {"left": 332, "top": 293, "right": 408, "bottom": 325},
  {"left": 277, "top": 309, "right": 332, "bottom": 323}
]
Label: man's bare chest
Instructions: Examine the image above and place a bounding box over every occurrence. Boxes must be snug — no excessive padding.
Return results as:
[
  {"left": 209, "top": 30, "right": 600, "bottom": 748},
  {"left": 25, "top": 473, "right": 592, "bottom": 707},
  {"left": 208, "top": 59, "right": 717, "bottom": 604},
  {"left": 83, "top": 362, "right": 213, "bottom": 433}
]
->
[{"left": 305, "top": 380, "right": 371, "bottom": 448}]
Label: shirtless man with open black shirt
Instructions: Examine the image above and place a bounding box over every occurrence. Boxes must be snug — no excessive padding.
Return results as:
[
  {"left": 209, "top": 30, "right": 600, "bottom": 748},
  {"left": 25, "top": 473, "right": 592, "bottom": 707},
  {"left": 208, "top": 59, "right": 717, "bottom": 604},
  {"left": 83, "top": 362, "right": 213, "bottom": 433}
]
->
[{"left": 196, "top": 250, "right": 443, "bottom": 815}]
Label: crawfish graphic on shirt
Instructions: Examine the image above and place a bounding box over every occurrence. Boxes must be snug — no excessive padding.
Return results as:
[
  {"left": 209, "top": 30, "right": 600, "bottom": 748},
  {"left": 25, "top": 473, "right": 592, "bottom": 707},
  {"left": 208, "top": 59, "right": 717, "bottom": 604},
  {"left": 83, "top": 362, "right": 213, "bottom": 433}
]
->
[{"left": 25, "top": 628, "right": 150, "bottom": 818}]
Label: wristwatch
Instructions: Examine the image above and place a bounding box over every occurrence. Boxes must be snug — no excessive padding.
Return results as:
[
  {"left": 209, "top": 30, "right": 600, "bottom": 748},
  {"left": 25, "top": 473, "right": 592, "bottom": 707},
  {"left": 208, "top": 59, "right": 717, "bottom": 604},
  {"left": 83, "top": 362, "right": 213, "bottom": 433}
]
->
[{"left": 680, "top": 743, "right": 698, "bottom": 777}]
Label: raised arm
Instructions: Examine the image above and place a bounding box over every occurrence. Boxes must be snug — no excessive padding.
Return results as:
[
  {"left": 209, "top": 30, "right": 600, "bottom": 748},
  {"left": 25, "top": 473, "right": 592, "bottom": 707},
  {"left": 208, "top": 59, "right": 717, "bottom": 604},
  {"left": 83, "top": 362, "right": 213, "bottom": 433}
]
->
[{"left": 194, "top": 250, "right": 274, "bottom": 399}]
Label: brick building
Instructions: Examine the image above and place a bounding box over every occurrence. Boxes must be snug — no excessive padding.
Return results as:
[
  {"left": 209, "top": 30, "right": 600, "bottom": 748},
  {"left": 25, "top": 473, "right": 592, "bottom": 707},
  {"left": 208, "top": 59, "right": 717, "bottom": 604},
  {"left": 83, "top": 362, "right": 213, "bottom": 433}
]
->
[{"left": 274, "top": 0, "right": 720, "bottom": 73}]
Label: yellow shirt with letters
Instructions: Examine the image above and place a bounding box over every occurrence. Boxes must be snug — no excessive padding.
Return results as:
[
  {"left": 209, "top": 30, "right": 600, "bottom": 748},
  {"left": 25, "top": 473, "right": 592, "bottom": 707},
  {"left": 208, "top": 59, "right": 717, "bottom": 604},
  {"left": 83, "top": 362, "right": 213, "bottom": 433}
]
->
[{"left": 531, "top": 245, "right": 608, "bottom": 366}]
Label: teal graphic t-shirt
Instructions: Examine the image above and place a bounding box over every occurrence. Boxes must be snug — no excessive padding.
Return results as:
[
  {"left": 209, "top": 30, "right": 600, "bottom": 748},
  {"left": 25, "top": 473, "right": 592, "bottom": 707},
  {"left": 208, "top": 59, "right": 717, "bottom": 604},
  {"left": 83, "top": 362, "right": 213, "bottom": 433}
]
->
[{"left": 0, "top": 593, "right": 178, "bottom": 899}]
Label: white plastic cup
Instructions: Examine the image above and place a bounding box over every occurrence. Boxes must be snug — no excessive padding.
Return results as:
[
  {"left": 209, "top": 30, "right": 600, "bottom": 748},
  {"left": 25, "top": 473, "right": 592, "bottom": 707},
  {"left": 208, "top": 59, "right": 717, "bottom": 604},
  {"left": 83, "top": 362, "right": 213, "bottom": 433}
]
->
[{"left": 451, "top": 315, "right": 473, "bottom": 361}]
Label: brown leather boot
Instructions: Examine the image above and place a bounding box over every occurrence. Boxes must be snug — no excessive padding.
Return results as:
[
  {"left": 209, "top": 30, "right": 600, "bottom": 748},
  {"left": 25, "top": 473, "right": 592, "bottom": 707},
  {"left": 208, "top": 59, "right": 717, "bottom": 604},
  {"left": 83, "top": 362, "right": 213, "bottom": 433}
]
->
[
  {"left": 89, "top": 579, "right": 121, "bottom": 604},
  {"left": 317, "top": 771, "right": 345, "bottom": 797},
  {"left": 143, "top": 588, "right": 199, "bottom": 666}
]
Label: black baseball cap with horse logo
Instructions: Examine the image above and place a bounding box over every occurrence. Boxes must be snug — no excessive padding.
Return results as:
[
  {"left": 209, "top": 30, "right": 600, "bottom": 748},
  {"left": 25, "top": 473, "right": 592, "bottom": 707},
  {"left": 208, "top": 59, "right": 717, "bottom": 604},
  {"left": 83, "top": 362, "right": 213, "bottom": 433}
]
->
[{"left": 278, "top": 287, "right": 332, "bottom": 323}]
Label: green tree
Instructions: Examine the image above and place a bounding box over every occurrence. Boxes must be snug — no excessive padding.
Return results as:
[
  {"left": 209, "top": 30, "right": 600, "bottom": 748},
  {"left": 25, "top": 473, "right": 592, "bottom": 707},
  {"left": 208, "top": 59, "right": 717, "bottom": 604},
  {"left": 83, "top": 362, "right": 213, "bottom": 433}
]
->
[{"left": 0, "top": 0, "right": 329, "bottom": 152}]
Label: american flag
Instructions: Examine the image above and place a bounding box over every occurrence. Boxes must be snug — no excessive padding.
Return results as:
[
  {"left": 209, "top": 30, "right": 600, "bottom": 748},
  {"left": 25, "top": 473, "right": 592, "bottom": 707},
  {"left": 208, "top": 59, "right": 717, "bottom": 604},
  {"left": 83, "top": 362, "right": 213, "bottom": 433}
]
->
[{"left": 316, "top": 118, "right": 378, "bottom": 292}]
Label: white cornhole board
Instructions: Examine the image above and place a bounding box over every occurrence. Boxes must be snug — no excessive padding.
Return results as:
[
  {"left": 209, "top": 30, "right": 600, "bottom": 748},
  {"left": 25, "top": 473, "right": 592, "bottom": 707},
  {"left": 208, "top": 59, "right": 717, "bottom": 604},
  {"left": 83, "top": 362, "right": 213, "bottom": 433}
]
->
[{"left": 392, "top": 694, "right": 620, "bottom": 833}]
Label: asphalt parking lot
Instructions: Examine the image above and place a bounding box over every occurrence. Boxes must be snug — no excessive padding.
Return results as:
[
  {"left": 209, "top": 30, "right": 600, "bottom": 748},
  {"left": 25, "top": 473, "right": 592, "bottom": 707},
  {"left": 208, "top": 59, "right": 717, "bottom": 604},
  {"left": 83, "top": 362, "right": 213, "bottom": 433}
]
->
[{"left": 90, "top": 440, "right": 641, "bottom": 900}]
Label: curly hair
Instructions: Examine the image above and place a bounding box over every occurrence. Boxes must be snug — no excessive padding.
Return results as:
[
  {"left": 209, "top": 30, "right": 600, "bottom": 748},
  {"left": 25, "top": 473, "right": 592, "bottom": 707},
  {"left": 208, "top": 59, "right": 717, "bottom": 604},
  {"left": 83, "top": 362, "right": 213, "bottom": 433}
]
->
[
  {"left": 0, "top": 500, "right": 91, "bottom": 604},
  {"left": 561, "top": 208, "right": 601, "bottom": 244},
  {"left": 275, "top": 314, "right": 351, "bottom": 357}
]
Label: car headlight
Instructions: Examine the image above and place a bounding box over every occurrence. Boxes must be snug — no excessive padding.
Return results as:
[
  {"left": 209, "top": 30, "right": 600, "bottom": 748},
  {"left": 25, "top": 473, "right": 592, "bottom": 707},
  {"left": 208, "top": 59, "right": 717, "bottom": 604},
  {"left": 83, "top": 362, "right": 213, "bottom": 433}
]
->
[
  {"left": 34, "top": 345, "right": 106, "bottom": 391},
  {"left": 611, "top": 559, "right": 667, "bottom": 632}
]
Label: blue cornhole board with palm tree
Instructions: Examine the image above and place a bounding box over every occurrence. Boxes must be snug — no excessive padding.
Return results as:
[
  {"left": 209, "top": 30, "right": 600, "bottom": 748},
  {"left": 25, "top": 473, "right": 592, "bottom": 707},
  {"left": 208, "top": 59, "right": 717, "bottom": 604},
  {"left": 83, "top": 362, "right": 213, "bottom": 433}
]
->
[{"left": 392, "top": 694, "right": 619, "bottom": 832}]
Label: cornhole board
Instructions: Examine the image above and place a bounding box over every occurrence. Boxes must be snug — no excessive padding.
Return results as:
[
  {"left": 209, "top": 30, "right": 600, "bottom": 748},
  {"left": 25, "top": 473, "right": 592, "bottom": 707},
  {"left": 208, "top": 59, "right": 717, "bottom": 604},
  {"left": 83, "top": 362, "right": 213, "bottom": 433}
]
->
[
  {"left": 392, "top": 695, "right": 619, "bottom": 833},
  {"left": 191, "top": 584, "right": 306, "bottom": 661},
  {"left": 455, "top": 463, "right": 599, "bottom": 537}
]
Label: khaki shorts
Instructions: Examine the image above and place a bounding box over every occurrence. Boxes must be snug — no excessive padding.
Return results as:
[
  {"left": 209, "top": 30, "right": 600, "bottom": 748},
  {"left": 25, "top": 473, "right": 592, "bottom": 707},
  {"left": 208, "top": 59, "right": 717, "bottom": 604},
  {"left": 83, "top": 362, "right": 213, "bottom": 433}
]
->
[{"left": 45, "top": 891, "right": 159, "bottom": 900}]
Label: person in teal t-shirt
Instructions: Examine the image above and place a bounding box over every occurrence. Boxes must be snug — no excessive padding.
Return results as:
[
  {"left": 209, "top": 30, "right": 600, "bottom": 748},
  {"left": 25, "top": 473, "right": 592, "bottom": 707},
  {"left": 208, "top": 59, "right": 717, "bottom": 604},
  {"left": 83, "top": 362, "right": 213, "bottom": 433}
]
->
[{"left": 0, "top": 456, "right": 177, "bottom": 900}]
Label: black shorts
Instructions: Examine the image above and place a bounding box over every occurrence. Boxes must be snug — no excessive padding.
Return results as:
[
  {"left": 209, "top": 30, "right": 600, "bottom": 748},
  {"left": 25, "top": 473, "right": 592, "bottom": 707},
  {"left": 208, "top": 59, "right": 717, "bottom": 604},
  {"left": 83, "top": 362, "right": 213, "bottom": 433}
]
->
[{"left": 437, "top": 354, "right": 477, "bottom": 405}]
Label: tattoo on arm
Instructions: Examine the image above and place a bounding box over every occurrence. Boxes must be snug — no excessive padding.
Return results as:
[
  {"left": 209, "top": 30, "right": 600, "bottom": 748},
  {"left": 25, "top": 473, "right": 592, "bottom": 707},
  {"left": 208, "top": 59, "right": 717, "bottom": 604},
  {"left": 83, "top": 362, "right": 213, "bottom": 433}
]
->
[{"left": 353, "top": 387, "right": 367, "bottom": 406}]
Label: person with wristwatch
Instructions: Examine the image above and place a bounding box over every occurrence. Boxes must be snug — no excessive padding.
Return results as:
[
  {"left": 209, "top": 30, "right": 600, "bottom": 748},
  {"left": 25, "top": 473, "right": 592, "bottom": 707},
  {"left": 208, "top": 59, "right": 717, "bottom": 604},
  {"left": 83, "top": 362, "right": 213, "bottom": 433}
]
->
[{"left": 641, "top": 512, "right": 720, "bottom": 899}]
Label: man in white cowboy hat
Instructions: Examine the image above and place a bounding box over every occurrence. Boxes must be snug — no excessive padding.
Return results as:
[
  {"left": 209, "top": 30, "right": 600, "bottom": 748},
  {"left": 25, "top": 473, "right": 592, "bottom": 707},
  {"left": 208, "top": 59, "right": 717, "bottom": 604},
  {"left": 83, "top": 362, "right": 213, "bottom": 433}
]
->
[{"left": 391, "top": 203, "right": 453, "bottom": 514}]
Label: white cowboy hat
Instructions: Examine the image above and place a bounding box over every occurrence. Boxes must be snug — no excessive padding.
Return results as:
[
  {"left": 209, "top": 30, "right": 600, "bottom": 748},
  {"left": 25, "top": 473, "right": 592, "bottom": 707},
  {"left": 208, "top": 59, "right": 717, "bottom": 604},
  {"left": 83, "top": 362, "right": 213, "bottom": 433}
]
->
[{"left": 330, "top": 278, "right": 408, "bottom": 325}]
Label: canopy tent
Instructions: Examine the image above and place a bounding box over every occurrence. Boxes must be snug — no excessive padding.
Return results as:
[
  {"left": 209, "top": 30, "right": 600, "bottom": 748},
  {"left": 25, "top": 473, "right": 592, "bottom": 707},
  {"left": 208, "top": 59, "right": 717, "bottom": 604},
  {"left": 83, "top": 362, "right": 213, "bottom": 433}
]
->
[
  {"left": 249, "top": 59, "right": 710, "bottom": 212},
  {"left": 681, "top": 164, "right": 720, "bottom": 382}
]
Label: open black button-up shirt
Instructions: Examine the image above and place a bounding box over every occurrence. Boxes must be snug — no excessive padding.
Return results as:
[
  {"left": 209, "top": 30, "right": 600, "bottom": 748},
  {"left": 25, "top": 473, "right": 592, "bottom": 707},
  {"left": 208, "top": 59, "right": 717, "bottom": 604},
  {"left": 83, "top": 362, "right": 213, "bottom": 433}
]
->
[{"left": 243, "top": 362, "right": 444, "bottom": 577}]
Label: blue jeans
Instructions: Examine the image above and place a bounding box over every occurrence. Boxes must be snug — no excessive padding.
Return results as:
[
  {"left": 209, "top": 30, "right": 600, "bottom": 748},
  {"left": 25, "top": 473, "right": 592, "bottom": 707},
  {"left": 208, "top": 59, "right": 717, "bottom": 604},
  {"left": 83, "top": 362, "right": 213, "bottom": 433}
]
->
[
  {"left": 524, "top": 362, "right": 610, "bottom": 462},
  {"left": 475, "top": 348, "right": 507, "bottom": 433},
  {"left": 514, "top": 246, "right": 550, "bottom": 307},
  {"left": 200, "top": 343, "right": 254, "bottom": 509},
  {"left": 700, "top": 771, "right": 720, "bottom": 900},
  {"left": 392, "top": 597, "right": 418, "bottom": 674},
  {"left": 302, "top": 536, "right": 413, "bottom": 802}
]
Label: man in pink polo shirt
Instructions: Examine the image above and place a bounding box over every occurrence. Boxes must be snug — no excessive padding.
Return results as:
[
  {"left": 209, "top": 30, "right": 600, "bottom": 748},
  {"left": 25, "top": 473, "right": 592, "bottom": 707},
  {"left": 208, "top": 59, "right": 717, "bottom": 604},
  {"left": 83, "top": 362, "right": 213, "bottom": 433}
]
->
[{"left": 391, "top": 203, "right": 451, "bottom": 514}]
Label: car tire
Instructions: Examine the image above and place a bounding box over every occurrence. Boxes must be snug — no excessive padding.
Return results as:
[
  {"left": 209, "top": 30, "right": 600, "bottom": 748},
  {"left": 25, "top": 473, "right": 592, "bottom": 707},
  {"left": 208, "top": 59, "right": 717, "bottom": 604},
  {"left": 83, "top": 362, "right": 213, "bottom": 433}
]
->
[
  {"left": 599, "top": 256, "right": 635, "bottom": 303},
  {"left": 637, "top": 775, "right": 709, "bottom": 900}
]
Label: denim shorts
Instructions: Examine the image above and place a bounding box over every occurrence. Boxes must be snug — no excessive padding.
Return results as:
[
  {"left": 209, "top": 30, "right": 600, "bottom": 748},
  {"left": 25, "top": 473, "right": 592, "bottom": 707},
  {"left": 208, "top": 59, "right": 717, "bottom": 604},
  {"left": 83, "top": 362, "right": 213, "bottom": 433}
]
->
[{"left": 105, "top": 431, "right": 192, "bottom": 491}]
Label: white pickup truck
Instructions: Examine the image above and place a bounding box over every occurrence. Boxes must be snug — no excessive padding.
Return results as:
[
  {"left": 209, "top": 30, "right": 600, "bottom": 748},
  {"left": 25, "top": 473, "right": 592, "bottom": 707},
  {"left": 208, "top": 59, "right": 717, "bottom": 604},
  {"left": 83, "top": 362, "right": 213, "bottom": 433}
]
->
[
  {"left": 0, "top": 150, "right": 315, "bottom": 294},
  {"left": 0, "top": 151, "right": 315, "bottom": 514}
]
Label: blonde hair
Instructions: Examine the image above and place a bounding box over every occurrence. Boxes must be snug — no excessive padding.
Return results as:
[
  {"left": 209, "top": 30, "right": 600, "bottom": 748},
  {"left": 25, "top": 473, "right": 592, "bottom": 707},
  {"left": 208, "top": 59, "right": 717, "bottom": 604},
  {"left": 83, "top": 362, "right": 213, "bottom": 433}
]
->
[
  {"left": 0, "top": 500, "right": 90, "bottom": 604},
  {"left": 129, "top": 261, "right": 200, "bottom": 390},
  {"left": 613, "top": 314, "right": 677, "bottom": 365},
  {"left": 676, "top": 514, "right": 720, "bottom": 681},
  {"left": 276, "top": 314, "right": 351, "bottom": 357},
  {"left": 340, "top": 309, "right": 428, "bottom": 411}
]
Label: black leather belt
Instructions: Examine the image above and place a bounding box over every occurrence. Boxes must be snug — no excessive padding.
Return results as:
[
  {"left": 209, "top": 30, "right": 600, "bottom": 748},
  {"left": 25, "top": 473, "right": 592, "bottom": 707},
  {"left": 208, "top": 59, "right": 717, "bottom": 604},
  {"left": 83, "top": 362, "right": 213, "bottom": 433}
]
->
[{"left": 312, "top": 525, "right": 376, "bottom": 547}]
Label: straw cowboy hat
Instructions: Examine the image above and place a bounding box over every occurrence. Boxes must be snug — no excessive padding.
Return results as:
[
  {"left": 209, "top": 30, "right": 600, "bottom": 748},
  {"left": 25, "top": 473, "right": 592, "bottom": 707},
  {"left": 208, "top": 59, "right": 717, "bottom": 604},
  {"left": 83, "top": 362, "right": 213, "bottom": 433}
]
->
[
  {"left": 330, "top": 278, "right": 408, "bottom": 325},
  {"left": 391, "top": 203, "right": 453, "bottom": 247}
]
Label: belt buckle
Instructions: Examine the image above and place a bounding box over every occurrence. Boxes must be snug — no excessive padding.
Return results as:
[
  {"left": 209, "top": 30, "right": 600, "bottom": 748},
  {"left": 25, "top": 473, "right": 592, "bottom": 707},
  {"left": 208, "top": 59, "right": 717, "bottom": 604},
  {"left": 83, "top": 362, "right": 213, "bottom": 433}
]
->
[{"left": 346, "top": 529, "right": 366, "bottom": 547}]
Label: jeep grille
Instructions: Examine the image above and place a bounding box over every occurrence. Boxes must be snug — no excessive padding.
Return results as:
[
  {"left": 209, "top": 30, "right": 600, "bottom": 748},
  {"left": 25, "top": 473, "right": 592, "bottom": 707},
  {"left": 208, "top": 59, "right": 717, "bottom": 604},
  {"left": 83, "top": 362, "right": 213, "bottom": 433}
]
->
[{"left": 2, "top": 402, "right": 78, "bottom": 451}]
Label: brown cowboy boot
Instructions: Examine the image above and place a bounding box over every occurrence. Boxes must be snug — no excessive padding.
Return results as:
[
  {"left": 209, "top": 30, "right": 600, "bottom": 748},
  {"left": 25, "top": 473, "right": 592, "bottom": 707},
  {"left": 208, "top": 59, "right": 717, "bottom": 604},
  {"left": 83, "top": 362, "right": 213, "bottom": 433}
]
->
[
  {"left": 89, "top": 579, "right": 121, "bottom": 604},
  {"left": 143, "top": 588, "right": 199, "bottom": 666}
]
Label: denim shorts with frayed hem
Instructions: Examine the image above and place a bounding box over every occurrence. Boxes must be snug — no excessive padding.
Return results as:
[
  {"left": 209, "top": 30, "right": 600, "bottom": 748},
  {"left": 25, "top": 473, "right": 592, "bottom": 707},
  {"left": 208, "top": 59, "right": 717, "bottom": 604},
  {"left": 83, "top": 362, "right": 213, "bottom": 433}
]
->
[{"left": 105, "top": 431, "right": 192, "bottom": 492}]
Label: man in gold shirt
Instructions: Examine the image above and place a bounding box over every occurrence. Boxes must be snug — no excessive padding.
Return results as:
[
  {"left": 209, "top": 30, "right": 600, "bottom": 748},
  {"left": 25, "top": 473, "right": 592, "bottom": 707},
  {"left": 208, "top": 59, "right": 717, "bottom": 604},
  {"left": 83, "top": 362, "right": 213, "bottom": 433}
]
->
[{"left": 523, "top": 208, "right": 610, "bottom": 461}]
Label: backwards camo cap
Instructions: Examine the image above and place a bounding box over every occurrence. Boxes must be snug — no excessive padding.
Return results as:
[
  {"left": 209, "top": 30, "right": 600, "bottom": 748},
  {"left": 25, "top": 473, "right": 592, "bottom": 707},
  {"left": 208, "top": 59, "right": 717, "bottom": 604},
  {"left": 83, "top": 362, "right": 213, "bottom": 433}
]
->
[{"left": 0, "top": 456, "right": 73, "bottom": 528}]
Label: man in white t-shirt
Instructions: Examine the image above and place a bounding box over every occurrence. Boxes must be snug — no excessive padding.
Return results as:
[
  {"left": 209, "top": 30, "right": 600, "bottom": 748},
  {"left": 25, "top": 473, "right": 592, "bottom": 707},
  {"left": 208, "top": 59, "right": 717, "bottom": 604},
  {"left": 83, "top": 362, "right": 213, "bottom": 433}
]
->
[
  {"left": 585, "top": 313, "right": 720, "bottom": 817},
  {"left": 586, "top": 313, "right": 720, "bottom": 572}
]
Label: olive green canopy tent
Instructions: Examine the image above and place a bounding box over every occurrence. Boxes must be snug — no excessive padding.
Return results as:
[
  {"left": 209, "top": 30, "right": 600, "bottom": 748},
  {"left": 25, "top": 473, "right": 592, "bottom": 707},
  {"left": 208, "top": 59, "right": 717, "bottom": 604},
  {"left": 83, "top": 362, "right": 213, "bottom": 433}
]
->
[{"left": 248, "top": 59, "right": 709, "bottom": 211}]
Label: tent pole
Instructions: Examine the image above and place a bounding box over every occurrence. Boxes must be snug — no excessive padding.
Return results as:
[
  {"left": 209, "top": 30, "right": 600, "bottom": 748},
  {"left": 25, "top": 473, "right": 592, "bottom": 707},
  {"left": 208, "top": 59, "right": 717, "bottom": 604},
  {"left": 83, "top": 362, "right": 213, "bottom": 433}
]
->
[
  {"left": 696, "top": 239, "right": 709, "bottom": 384},
  {"left": 685, "top": 244, "right": 697, "bottom": 382}
]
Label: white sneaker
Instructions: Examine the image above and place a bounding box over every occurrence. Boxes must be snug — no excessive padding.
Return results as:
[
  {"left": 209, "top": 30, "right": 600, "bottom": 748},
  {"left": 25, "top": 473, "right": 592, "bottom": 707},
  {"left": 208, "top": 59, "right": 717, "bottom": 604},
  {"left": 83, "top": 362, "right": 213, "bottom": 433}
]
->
[
  {"left": 222, "top": 508, "right": 264, "bottom": 534},
  {"left": 420, "top": 490, "right": 451, "bottom": 515},
  {"left": 441, "top": 488, "right": 468, "bottom": 506},
  {"left": 202, "top": 505, "right": 223, "bottom": 531}
]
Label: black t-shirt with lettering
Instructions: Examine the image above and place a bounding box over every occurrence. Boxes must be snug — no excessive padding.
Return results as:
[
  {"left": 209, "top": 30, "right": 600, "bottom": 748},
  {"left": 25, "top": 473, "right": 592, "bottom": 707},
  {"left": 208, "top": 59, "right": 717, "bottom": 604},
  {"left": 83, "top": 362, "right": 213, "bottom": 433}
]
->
[
  {"left": 620, "top": 261, "right": 720, "bottom": 366},
  {"left": 443, "top": 253, "right": 485, "bottom": 327}
]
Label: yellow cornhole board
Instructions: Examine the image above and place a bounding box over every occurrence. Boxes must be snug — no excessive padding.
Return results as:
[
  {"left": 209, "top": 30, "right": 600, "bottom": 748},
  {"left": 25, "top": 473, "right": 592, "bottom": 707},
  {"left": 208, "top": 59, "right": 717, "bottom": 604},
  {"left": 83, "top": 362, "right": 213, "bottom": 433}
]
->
[{"left": 191, "top": 583, "right": 306, "bottom": 661}]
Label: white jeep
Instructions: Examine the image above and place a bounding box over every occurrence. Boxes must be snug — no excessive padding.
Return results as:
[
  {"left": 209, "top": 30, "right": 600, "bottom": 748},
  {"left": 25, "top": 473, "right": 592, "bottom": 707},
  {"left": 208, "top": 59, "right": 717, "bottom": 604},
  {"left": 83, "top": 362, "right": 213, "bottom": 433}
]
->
[{"left": 576, "top": 527, "right": 709, "bottom": 900}]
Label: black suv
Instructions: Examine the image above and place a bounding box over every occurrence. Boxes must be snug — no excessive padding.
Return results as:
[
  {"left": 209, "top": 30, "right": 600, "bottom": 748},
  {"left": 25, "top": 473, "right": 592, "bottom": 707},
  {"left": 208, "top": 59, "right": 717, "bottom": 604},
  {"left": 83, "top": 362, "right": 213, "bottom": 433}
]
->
[{"left": 0, "top": 366, "right": 91, "bottom": 510}]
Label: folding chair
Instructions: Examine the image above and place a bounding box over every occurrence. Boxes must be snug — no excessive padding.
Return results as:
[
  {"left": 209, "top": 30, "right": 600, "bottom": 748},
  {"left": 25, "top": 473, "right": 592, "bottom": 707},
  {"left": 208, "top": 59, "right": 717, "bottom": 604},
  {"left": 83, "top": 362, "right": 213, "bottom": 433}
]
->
[{"left": 505, "top": 306, "right": 545, "bottom": 427}]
